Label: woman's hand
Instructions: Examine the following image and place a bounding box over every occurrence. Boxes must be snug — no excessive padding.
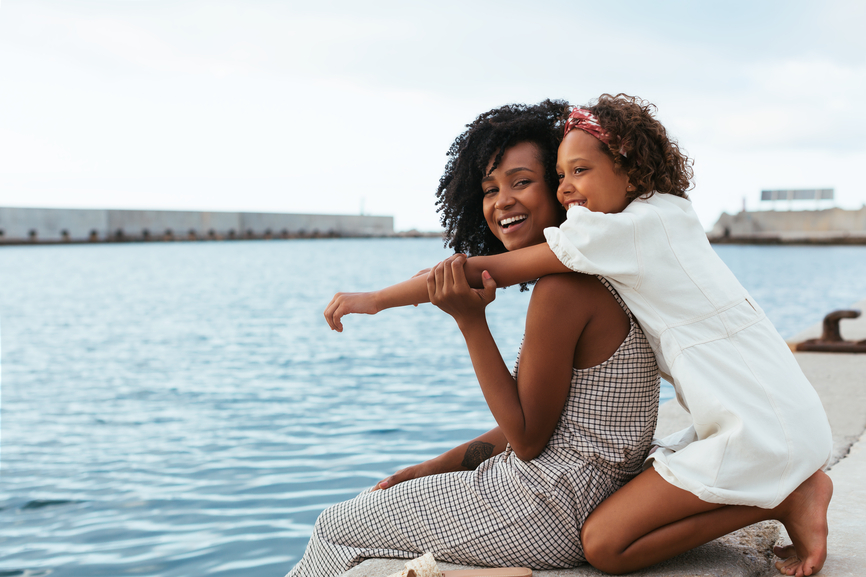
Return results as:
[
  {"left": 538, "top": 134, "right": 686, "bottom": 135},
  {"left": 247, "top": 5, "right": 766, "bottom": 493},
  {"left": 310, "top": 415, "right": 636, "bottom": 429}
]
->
[
  {"left": 323, "top": 292, "right": 380, "bottom": 332},
  {"left": 427, "top": 255, "right": 497, "bottom": 327},
  {"left": 374, "top": 428, "right": 507, "bottom": 491},
  {"left": 372, "top": 460, "right": 442, "bottom": 491}
]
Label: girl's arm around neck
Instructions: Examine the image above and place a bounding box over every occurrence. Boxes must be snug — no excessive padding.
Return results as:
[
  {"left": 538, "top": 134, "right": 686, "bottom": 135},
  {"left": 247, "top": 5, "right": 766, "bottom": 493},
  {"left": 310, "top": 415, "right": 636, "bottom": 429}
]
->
[
  {"left": 463, "top": 242, "right": 570, "bottom": 289},
  {"left": 323, "top": 243, "right": 568, "bottom": 332}
]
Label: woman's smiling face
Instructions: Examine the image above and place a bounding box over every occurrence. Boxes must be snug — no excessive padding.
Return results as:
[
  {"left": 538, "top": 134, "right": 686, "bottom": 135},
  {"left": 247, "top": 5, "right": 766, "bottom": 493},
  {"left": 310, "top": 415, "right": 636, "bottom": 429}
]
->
[{"left": 482, "top": 141, "right": 562, "bottom": 252}]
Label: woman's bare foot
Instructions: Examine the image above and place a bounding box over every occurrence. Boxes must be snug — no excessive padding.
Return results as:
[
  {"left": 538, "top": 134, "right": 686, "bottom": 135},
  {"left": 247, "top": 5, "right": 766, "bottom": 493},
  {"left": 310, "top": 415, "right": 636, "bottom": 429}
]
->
[{"left": 774, "top": 471, "right": 833, "bottom": 576}]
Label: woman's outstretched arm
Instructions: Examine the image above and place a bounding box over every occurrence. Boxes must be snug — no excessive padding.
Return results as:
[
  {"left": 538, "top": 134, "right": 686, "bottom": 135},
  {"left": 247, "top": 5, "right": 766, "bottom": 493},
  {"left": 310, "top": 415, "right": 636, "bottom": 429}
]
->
[
  {"left": 373, "top": 427, "right": 508, "bottom": 491},
  {"left": 324, "top": 244, "right": 569, "bottom": 332},
  {"left": 428, "top": 256, "right": 590, "bottom": 461}
]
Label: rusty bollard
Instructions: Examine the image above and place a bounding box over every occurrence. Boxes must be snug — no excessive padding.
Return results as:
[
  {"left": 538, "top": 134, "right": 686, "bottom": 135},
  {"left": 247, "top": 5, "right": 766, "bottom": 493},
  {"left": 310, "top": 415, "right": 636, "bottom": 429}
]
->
[{"left": 795, "top": 310, "right": 866, "bottom": 353}]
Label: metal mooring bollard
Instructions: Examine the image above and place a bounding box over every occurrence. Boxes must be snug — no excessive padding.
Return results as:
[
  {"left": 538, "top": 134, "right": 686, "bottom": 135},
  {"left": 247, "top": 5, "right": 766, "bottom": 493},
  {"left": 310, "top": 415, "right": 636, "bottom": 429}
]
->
[{"left": 795, "top": 310, "right": 866, "bottom": 353}]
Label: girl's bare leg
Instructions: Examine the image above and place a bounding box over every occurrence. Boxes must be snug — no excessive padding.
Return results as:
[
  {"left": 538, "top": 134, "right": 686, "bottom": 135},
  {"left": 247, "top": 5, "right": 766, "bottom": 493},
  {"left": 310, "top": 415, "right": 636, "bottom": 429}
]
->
[{"left": 581, "top": 468, "right": 832, "bottom": 577}]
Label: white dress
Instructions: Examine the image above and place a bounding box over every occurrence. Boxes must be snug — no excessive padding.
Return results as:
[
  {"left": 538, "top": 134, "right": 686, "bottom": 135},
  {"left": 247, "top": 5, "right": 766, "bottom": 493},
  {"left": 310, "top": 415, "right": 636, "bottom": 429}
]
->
[{"left": 544, "top": 193, "right": 832, "bottom": 508}]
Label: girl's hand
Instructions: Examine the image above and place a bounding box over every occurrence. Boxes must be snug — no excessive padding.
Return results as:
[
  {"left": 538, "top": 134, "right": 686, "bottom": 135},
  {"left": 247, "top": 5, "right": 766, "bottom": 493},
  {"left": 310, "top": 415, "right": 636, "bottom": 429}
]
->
[
  {"left": 323, "top": 291, "right": 380, "bottom": 332},
  {"left": 427, "top": 255, "right": 496, "bottom": 327}
]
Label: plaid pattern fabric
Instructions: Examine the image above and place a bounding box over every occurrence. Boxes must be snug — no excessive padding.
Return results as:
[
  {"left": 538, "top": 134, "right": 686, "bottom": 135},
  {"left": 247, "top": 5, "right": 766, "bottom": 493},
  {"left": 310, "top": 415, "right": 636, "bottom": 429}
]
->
[{"left": 286, "top": 278, "right": 659, "bottom": 577}]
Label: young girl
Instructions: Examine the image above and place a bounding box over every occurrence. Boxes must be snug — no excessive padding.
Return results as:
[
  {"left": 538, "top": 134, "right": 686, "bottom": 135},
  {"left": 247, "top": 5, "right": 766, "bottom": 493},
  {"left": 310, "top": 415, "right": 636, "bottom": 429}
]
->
[
  {"left": 289, "top": 101, "right": 661, "bottom": 577},
  {"left": 324, "top": 95, "right": 834, "bottom": 577}
]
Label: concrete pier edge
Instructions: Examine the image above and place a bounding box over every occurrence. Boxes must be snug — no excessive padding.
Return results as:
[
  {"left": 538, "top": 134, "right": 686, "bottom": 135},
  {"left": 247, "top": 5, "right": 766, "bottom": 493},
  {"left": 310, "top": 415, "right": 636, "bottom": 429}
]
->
[{"left": 342, "top": 299, "right": 866, "bottom": 577}]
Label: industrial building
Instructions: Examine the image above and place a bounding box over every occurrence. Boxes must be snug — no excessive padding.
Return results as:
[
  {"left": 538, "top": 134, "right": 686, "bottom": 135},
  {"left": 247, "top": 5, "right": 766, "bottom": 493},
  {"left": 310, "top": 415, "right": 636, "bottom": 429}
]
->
[
  {"left": 708, "top": 188, "right": 866, "bottom": 244},
  {"left": 0, "top": 207, "right": 394, "bottom": 243},
  {"left": 710, "top": 206, "right": 866, "bottom": 244}
]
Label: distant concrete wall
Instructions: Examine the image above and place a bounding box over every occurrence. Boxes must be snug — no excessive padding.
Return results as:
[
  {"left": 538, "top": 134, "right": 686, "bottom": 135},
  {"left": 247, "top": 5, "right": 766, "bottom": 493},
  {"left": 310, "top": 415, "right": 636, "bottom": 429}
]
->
[
  {"left": 239, "top": 213, "right": 393, "bottom": 237},
  {"left": 0, "top": 207, "right": 108, "bottom": 242},
  {"left": 0, "top": 207, "right": 394, "bottom": 243},
  {"left": 106, "top": 210, "right": 244, "bottom": 239},
  {"left": 710, "top": 206, "right": 866, "bottom": 242}
]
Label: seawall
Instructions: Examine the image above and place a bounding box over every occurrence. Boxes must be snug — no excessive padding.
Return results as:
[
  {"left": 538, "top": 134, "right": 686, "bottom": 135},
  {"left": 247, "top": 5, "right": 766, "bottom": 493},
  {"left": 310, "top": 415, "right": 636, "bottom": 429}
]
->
[{"left": 0, "top": 207, "right": 394, "bottom": 243}]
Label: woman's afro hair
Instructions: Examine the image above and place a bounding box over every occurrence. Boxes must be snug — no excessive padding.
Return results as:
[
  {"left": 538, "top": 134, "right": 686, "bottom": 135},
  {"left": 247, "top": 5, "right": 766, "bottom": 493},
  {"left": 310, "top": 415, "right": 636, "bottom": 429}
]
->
[
  {"left": 435, "top": 99, "right": 569, "bottom": 257},
  {"left": 587, "top": 94, "right": 694, "bottom": 201}
]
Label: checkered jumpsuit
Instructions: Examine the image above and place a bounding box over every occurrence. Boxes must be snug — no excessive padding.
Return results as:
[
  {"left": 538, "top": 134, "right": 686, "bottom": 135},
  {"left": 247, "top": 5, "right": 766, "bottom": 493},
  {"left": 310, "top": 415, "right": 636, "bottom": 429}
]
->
[{"left": 286, "top": 279, "right": 659, "bottom": 577}]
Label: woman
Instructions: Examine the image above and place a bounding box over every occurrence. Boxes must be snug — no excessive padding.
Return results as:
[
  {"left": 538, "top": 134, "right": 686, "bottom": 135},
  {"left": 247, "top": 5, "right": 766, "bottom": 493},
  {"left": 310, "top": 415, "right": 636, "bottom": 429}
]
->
[{"left": 293, "top": 101, "right": 659, "bottom": 577}]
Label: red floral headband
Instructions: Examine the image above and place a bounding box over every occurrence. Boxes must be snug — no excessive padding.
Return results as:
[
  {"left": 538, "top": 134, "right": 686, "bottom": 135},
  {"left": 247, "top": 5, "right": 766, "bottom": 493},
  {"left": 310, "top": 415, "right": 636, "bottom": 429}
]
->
[
  {"left": 563, "top": 108, "right": 611, "bottom": 144},
  {"left": 563, "top": 108, "right": 627, "bottom": 157}
]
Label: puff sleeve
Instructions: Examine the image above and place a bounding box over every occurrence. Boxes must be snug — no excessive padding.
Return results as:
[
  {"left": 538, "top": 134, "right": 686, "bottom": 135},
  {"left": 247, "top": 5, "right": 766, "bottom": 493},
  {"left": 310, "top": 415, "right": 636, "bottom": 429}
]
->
[{"left": 543, "top": 206, "right": 642, "bottom": 289}]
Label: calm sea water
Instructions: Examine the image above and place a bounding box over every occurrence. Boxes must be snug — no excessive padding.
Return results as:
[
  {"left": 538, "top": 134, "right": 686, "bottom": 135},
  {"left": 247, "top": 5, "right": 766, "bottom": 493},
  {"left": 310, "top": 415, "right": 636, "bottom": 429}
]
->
[{"left": 1, "top": 239, "right": 865, "bottom": 577}]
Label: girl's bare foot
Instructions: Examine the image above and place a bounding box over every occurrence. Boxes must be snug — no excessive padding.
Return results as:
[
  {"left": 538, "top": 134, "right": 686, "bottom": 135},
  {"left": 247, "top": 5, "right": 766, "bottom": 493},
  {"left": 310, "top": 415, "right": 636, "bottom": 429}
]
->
[
  {"left": 774, "top": 471, "right": 833, "bottom": 576},
  {"left": 774, "top": 549, "right": 801, "bottom": 575}
]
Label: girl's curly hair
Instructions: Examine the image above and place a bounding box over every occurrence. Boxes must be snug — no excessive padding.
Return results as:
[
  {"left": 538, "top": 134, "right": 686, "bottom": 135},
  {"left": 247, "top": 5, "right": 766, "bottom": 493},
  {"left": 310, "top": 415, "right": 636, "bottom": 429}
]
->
[
  {"left": 436, "top": 100, "right": 569, "bottom": 257},
  {"left": 587, "top": 94, "right": 694, "bottom": 202}
]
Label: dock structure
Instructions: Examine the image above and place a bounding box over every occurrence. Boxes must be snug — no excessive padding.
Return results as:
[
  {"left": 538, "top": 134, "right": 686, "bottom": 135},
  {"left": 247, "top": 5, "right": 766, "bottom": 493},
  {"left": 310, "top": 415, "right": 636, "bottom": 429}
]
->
[
  {"left": 0, "top": 207, "right": 394, "bottom": 244},
  {"left": 709, "top": 206, "right": 866, "bottom": 244}
]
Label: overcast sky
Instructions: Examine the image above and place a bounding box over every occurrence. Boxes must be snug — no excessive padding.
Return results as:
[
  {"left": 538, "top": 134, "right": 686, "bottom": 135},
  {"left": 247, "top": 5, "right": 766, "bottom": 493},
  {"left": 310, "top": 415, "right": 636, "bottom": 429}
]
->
[{"left": 1, "top": 0, "right": 864, "bottom": 231}]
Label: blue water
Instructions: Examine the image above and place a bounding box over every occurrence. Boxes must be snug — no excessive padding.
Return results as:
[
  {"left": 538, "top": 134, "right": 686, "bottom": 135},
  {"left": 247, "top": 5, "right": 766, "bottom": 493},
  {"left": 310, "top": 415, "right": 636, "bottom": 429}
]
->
[{"left": 1, "top": 240, "right": 865, "bottom": 576}]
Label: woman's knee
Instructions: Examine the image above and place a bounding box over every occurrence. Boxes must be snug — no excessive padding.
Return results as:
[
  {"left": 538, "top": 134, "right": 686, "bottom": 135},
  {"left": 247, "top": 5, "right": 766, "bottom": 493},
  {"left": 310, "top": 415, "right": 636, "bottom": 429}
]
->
[{"left": 313, "top": 502, "right": 346, "bottom": 541}]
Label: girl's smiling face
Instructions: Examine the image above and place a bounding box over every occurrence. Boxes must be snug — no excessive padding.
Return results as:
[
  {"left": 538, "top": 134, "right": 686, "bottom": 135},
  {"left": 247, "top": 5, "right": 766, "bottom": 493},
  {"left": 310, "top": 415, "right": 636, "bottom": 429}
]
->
[
  {"left": 482, "top": 141, "right": 562, "bottom": 252},
  {"left": 556, "top": 129, "right": 632, "bottom": 214}
]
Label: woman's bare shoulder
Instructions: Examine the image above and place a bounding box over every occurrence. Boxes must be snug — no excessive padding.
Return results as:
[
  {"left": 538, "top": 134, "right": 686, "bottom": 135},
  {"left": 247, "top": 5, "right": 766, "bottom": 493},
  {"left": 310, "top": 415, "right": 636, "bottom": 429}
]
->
[
  {"left": 527, "top": 273, "right": 612, "bottom": 325},
  {"left": 529, "top": 273, "right": 630, "bottom": 369},
  {"left": 531, "top": 272, "right": 608, "bottom": 300}
]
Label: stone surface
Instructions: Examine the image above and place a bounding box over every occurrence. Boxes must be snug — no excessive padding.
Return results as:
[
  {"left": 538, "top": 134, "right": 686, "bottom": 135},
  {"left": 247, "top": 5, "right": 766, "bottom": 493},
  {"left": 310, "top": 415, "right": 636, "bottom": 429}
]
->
[
  {"left": 822, "top": 429, "right": 866, "bottom": 575},
  {"left": 794, "top": 352, "right": 866, "bottom": 467}
]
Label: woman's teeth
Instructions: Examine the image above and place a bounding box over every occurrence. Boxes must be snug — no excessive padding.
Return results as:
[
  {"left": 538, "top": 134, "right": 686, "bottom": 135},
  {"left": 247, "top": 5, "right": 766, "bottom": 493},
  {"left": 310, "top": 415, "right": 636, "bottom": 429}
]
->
[{"left": 499, "top": 215, "right": 527, "bottom": 228}]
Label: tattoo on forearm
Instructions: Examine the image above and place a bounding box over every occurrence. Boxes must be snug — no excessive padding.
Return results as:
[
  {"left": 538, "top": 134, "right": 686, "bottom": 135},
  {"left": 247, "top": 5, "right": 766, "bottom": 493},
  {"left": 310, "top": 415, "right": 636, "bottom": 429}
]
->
[{"left": 461, "top": 441, "right": 495, "bottom": 470}]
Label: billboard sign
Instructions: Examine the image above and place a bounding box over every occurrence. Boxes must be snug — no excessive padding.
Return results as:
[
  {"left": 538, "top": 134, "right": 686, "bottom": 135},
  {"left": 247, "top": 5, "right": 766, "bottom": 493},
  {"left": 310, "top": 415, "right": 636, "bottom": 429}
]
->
[{"left": 761, "top": 189, "right": 834, "bottom": 201}]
